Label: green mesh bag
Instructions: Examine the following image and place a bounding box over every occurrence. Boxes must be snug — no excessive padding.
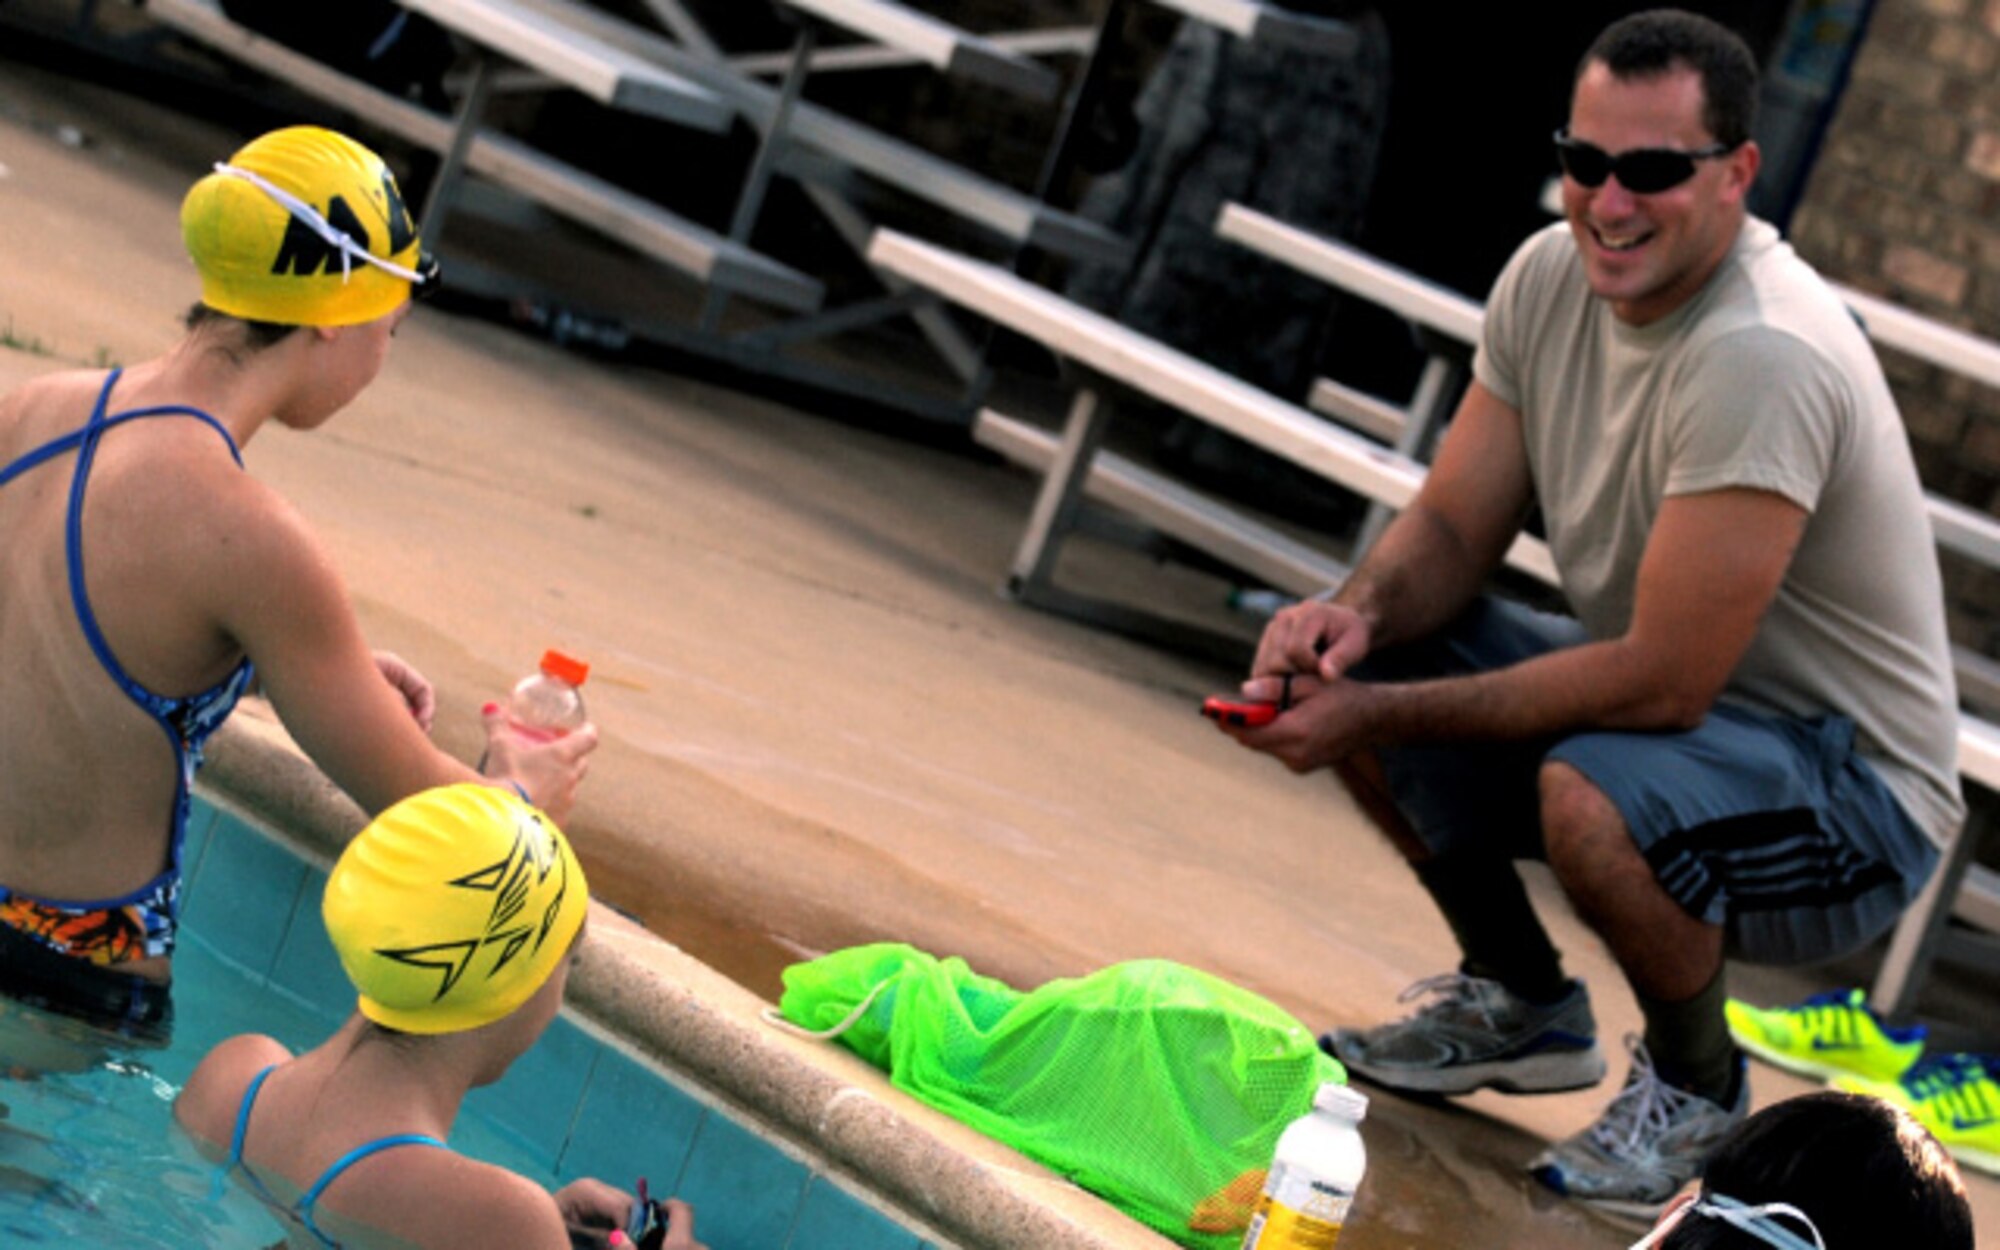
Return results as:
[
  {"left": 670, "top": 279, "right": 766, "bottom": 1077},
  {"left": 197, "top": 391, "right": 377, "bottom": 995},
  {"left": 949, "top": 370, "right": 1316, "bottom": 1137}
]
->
[{"left": 778, "top": 943, "right": 1345, "bottom": 1248}]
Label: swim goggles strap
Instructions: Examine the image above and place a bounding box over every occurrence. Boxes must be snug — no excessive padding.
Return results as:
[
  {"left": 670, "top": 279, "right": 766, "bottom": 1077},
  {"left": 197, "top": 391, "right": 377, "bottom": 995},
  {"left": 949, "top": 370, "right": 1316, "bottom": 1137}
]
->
[
  {"left": 212, "top": 162, "right": 430, "bottom": 286},
  {"left": 1628, "top": 1192, "right": 1828, "bottom": 1250}
]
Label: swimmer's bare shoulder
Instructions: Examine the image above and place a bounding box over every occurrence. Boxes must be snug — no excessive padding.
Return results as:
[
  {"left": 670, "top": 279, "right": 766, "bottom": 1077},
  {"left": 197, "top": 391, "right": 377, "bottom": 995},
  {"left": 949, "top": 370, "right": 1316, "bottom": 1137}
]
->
[
  {"left": 0, "top": 369, "right": 105, "bottom": 448},
  {"left": 172, "top": 1033, "right": 293, "bottom": 1154}
]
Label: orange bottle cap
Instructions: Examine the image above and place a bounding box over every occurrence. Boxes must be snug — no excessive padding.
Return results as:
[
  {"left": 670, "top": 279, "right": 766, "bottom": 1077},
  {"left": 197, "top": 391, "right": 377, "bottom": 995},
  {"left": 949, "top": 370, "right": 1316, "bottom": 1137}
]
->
[{"left": 538, "top": 649, "right": 590, "bottom": 687}]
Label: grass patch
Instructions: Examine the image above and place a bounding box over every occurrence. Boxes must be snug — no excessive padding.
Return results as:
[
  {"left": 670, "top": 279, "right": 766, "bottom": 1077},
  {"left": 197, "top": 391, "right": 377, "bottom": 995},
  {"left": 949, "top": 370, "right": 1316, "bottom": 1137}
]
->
[
  {"left": 0, "top": 317, "right": 54, "bottom": 358},
  {"left": 0, "top": 320, "right": 122, "bottom": 369}
]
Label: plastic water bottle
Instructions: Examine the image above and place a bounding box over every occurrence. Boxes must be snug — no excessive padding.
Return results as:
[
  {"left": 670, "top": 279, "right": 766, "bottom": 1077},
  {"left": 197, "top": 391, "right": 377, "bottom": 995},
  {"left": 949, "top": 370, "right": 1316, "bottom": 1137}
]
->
[
  {"left": 505, "top": 649, "right": 590, "bottom": 742},
  {"left": 1241, "top": 1082, "right": 1367, "bottom": 1249}
]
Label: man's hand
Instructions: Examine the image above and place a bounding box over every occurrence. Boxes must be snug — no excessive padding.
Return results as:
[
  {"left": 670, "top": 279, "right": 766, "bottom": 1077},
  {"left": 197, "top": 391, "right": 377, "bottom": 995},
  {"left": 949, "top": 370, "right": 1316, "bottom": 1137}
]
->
[
  {"left": 1216, "top": 672, "right": 1384, "bottom": 772},
  {"left": 1251, "top": 600, "right": 1372, "bottom": 682},
  {"left": 481, "top": 704, "right": 598, "bottom": 825},
  {"left": 372, "top": 650, "right": 436, "bottom": 733}
]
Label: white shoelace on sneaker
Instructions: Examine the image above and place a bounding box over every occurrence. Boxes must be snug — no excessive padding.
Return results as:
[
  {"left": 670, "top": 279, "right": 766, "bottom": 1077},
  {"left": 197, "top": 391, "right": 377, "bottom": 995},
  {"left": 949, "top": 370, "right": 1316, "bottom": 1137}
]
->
[
  {"left": 1395, "top": 972, "right": 1500, "bottom": 1032},
  {"left": 1591, "top": 1037, "right": 1704, "bottom": 1157}
]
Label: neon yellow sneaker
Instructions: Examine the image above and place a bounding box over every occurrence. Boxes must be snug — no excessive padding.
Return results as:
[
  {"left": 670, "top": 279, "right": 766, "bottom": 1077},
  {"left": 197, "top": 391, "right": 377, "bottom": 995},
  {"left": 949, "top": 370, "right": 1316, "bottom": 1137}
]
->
[
  {"left": 1835, "top": 1052, "right": 2000, "bottom": 1177},
  {"left": 1724, "top": 988, "right": 1925, "bottom": 1083}
]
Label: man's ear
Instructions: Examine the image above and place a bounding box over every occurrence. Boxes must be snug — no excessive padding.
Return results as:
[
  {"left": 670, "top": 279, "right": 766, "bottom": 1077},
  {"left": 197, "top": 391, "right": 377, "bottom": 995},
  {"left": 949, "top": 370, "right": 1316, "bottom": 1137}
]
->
[{"left": 1723, "top": 140, "right": 1761, "bottom": 203}]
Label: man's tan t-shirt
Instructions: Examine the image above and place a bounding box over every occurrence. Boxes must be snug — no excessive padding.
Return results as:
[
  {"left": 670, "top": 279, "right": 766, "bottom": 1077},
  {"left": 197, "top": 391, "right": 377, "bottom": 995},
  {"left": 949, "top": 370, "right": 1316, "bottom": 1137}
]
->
[{"left": 1474, "top": 219, "right": 1964, "bottom": 847}]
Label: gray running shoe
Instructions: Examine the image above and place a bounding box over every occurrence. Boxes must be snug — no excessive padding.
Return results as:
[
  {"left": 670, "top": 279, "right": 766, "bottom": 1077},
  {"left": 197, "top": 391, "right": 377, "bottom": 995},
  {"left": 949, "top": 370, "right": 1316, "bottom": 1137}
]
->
[
  {"left": 1530, "top": 1036, "right": 1750, "bottom": 1222},
  {"left": 1325, "top": 973, "right": 1606, "bottom": 1095}
]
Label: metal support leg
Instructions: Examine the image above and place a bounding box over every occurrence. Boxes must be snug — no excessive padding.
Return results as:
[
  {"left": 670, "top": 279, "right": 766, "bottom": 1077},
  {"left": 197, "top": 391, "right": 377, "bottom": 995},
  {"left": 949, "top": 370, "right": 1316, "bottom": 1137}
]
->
[
  {"left": 700, "top": 21, "right": 817, "bottom": 333},
  {"left": 1872, "top": 806, "right": 1990, "bottom": 1021},
  {"left": 997, "top": 385, "right": 1277, "bottom": 664},
  {"left": 800, "top": 184, "right": 982, "bottom": 379},
  {"left": 1008, "top": 387, "right": 1111, "bottom": 597},
  {"left": 1354, "top": 352, "right": 1466, "bottom": 557},
  {"left": 419, "top": 50, "right": 498, "bottom": 253},
  {"left": 960, "top": 0, "right": 1132, "bottom": 411}
]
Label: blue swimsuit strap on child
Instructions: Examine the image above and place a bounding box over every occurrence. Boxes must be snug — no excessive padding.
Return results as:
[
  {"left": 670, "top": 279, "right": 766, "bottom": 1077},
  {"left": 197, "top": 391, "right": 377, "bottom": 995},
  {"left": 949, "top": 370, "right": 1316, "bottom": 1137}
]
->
[
  {"left": 0, "top": 369, "right": 256, "bottom": 956},
  {"left": 224, "top": 1064, "right": 450, "bottom": 1249}
]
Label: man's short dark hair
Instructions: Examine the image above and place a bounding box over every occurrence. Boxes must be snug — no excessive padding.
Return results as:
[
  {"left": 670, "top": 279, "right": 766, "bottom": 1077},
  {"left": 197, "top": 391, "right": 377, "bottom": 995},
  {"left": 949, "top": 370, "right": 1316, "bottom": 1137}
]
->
[
  {"left": 1659, "top": 1091, "right": 1972, "bottom": 1249},
  {"left": 1578, "top": 9, "right": 1760, "bottom": 148}
]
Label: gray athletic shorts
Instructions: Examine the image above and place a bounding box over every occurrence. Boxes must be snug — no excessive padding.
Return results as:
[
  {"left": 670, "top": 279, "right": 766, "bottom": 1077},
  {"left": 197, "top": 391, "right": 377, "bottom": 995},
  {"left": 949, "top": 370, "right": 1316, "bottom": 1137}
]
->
[{"left": 1357, "top": 597, "right": 1940, "bottom": 967}]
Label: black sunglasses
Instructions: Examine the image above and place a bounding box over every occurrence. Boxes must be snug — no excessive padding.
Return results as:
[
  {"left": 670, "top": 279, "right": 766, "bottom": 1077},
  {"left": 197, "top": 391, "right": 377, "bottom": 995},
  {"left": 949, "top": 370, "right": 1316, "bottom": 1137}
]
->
[{"left": 1553, "top": 129, "right": 1738, "bottom": 194}]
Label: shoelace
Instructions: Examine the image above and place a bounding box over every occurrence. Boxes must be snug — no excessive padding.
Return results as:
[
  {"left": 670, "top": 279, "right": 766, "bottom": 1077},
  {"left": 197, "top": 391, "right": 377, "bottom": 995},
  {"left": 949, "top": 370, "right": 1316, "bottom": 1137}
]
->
[
  {"left": 1590, "top": 1037, "right": 1702, "bottom": 1157},
  {"left": 1395, "top": 972, "right": 1498, "bottom": 1032}
]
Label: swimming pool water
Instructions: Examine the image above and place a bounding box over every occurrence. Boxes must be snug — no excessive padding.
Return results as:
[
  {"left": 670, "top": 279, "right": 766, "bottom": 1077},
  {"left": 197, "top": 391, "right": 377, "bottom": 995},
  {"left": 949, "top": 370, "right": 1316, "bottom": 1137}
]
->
[
  {"left": 0, "top": 928, "right": 447, "bottom": 1247},
  {"left": 0, "top": 798, "right": 940, "bottom": 1250}
]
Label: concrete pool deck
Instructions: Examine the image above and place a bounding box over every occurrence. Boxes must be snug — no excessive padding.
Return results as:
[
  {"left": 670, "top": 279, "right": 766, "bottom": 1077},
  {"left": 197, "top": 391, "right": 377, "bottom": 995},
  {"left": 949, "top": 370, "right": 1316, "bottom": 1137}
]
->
[{"left": 1, "top": 51, "right": 1993, "bottom": 1248}]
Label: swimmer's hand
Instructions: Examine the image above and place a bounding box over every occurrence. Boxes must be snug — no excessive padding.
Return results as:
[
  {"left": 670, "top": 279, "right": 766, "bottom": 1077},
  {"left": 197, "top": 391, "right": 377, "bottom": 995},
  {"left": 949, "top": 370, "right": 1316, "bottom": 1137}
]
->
[
  {"left": 646, "top": 1199, "right": 704, "bottom": 1250},
  {"left": 372, "top": 650, "right": 436, "bottom": 732},
  {"left": 480, "top": 702, "right": 597, "bottom": 825},
  {"left": 555, "top": 1177, "right": 632, "bottom": 1247}
]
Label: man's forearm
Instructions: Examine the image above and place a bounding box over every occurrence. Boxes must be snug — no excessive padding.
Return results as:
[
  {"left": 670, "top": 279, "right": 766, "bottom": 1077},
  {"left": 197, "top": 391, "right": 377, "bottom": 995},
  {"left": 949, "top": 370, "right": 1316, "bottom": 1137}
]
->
[
  {"left": 1362, "top": 633, "right": 1704, "bottom": 749},
  {"left": 1334, "top": 503, "right": 1507, "bottom": 651}
]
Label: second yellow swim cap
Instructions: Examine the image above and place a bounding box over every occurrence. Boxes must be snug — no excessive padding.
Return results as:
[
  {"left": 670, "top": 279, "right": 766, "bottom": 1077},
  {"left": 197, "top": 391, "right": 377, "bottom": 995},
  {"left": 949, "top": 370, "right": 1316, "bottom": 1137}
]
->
[
  {"left": 323, "top": 784, "right": 589, "bottom": 1035},
  {"left": 180, "top": 126, "right": 430, "bottom": 327}
]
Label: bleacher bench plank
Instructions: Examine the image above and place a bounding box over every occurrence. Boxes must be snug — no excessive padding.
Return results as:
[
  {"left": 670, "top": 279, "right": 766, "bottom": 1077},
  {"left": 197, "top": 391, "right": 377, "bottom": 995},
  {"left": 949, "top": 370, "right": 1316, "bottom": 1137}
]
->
[
  {"left": 867, "top": 226, "right": 1558, "bottom": 582},
  {"left": 398, "top": 0, "right": 730, "bottom": 128},
  {"left": 975, "top": 409, "right": 1350, "bottom": 596},
  {"left": 504, "top": 0, "right": 1131, "bottom": 265},
  {"left": 779, "top": 0, "right": 1060, "bottom": 101},
  {"left": 143, "top": 0, "right": 824, "bottom": 312}
]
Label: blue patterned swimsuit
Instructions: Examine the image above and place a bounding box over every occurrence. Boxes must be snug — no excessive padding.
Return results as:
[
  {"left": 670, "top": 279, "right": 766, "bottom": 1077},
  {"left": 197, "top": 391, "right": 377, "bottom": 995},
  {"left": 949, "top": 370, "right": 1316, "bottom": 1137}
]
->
[{"left": 0, "top": 369, "right": 253, "bottom": 965}]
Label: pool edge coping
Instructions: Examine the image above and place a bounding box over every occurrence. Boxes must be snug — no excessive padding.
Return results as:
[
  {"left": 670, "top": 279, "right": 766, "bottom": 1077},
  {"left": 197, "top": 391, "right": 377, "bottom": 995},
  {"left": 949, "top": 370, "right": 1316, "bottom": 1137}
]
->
[{"left": 195, "top": 716, "right": 1179, "bottom": 1250}]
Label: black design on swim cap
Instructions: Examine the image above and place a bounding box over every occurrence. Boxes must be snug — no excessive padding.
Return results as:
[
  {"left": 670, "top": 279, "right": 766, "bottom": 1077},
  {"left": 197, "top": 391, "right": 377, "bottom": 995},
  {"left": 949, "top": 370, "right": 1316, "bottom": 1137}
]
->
[
  {"left": 376, "top": 937, "right": 483, "bottom": 1001},
  {"left": 379, "top": 170, "right": 418, "bottom": 258},
  {"left": 270, "top": 194, "right": 373, "bottom": 278}
]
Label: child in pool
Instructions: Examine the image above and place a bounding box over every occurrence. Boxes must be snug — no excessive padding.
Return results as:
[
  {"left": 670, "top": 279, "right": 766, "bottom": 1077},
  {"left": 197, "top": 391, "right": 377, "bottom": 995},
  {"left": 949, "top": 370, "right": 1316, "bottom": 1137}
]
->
[{"left": 174, "top": 785, "right": 699, "bottom": 1250}]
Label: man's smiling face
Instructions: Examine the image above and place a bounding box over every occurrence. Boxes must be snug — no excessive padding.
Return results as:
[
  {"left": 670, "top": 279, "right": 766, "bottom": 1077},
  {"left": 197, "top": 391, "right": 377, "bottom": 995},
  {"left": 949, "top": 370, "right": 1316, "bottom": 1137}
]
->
[{"left": 1561, "top": 60, "right": 1759, "bottom": 326}]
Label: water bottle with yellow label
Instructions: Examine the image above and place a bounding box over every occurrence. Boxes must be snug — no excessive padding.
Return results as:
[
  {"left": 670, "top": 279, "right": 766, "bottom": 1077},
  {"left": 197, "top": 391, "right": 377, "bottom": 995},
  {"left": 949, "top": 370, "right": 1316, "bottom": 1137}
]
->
[{"left": 1240, "top": 1082, "right": 1367, "bottom": 1249}]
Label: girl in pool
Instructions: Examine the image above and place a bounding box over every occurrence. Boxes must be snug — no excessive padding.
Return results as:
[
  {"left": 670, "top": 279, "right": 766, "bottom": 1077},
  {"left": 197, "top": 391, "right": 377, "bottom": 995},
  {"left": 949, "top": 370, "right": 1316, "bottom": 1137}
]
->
[
  {"left": 0, "top": 126, "right": 595, "bottom": 1027},
  {"left": 177, "top": 785, "right": 701, "bottom": 1249}
]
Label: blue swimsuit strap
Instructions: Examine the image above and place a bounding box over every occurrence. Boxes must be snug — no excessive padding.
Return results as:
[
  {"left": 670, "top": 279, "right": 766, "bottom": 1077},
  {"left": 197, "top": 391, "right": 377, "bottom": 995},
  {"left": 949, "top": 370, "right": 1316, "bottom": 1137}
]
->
[
  {"left": 223, "top": 1062, "right": 450, "bottom": 1250},
  {"left": 61, "top": 369, "right": 250, "bottom": 911},
  {"left": 297, "top": 1133, "right": 450, "bottom": 1247},
  {"left": 227, "top": 1064, "right": 278, "bottom": 1169},
  {"left": 66, "top": 368, "right": 246, "bottom": 739}
]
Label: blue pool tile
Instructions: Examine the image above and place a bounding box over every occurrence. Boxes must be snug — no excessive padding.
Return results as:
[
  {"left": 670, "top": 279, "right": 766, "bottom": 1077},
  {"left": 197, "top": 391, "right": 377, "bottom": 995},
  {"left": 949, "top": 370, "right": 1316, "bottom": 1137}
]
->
[
  {"left": 181, "top": 798, "right": 221, "bottom": 882},
  {"left": 181, "top": 811, "right": 309, "bottom": 981},
  {"left": 268, "top": 865, "right": 350, "bottom": 1028},
  {"left": 467, "top": 1014, "right": 598, "bottom": 1175},
  {"left": 674, "top": 1115, "right": 811, "bottom": 1250},
  {"left": 557, "top": 1044, "right": 705, "bottom": 1189},
  {"left": 785, "top": 1176, "right": 923, "bottom": 1250}
]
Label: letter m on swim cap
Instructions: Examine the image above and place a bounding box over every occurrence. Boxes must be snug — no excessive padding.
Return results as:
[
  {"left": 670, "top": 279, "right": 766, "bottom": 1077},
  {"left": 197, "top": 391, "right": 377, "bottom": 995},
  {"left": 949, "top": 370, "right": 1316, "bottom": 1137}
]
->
[{"left": 266, "top": 172, "right": 416, "bottom": 278}]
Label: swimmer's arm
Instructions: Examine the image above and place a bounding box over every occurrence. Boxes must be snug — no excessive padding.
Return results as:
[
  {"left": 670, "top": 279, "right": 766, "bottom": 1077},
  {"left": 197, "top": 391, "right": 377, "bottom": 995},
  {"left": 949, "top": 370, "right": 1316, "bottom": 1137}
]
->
[{"left": 202, "top": 482, "right": 483, "bottom": 814}]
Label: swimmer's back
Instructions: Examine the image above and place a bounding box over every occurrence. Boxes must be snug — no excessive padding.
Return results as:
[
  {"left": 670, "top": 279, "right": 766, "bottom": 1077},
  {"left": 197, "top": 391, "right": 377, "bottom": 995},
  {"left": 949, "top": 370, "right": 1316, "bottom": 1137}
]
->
[{"left": 0, "top": 366, "right": 268, "bottom": 916}]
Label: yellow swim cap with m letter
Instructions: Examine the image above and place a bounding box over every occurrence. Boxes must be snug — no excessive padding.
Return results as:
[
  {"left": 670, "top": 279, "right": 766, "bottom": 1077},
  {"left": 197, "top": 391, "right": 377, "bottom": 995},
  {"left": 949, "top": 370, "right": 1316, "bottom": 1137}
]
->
[
  {"left": 324, "top": 784, "right": 589, "bottom": 1035},
  {"left": 180, "top": 126, "right": 433, "bottom": 327}
]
